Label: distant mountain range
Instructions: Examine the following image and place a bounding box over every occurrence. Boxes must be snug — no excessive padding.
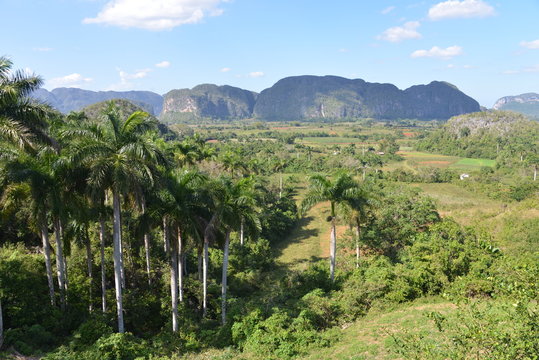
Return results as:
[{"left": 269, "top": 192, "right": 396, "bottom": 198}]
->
[
  {"left": 493, "top": 93, "right": 539, "bottom": 119},
  {"left": 33, "top": 75, "right": 483, "bottom": 121},
  {"left": 253, "top": 76, "right": 479, "bottom": 120},
  {"left": 32, "top": 88, "right": 163, "bottom": 115}
]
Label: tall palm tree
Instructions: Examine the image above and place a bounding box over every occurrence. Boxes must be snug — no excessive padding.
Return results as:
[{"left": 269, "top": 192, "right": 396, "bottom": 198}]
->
[
  {"left": 65, "top": 103, "right": 165, "bottom": 333},
  {"left": 0, "top": 146, "right": 63, "bottom": 306},
  {"left": 340, "top": 184, "right": 372, "bottom": 268},
  {"left": 158, "top": 169, "right": 207, "bottom": 332},
  {"left": 218, "top": 177, "right": 261, "bottom": 324},
  {"left": 301, "top": 173, "right": 359, "bottom": 282},
  {"left": 0, "top": 56, "right": 53, "bottom": 150}
]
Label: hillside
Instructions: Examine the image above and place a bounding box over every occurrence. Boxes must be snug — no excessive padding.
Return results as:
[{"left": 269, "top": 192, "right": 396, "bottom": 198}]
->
[
  {"left": 416, "top": 110, "right": 539, "bottom": 158},
  {"left": 80, "top": 98, "right": 154, "bottom": 120},
  {"left": 493, "top": 93, "right": 539, "bottom": 119},
  {"left": 253, "top": 76, "right": 480, "bottom": 120},
  {"left": 80, "top": 99, "right": 178, "bottom": 140},
  {"left": 32, "top": 88, "right": 164, "bottom": 115},
  {"left": 161, "top": 84, "right": 258, "bottom": 122},
  {"left": 32, "top": 76, "right": 481, "bottom": 122}
]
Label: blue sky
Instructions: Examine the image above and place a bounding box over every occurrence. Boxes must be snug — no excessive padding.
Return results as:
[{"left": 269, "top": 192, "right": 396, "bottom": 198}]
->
[{"left": 1, "top": 0, "right": 538, "bottom": 106}]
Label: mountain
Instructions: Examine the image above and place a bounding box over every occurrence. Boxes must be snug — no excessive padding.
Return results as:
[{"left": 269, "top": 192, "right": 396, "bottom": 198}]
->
[
  {"left": 80, "top": 99, "right": 179, "bottom": 141},
  {"left": 253, "top": 75, "right": 480, "bottom": 120},
  {"left": 32, "top": 76, "right": 481, "bottom": 121},
  {"left": 492, "top": 93, "right": 539, "bottom": 119},
  {"left": 415, "top": 110, "right": 539, "bottom": 159},
  {"left": 161, "top": 84, "right": 257, "bottom": 122},
  {"left": 32, "top": 88, "right": 164, "bottom": 115}
]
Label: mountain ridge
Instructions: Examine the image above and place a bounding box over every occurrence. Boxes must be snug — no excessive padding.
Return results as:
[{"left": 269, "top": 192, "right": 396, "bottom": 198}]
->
[
  {"left": 493, "top": 93, "right": 539, "bottom": 119},
  {"left": 33, "top": 75, "right": 483, "bottom": 121}
]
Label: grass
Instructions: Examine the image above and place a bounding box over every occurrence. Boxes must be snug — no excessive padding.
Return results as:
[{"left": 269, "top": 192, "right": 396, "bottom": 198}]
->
[
  {"left": 300, "top": 297, "right": 456, "bottom": 360},
  {"left": 411, "top": 183, "right": 504, "bottom": 225},
  {"left": 384, "top": 150, "right": 496, "bottom": 173},
  {"left": 297, "top": 137, "right": 366, "bottom": 145}
]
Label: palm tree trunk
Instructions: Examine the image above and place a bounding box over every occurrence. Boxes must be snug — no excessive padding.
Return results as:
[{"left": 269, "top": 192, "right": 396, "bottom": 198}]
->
[
  {"left": 169, "top": 229, "right": 179, "bottom": 333},
  {"left": 141, "top": 198, "right": 151, "bottom": 285},
  {"left": 197, "top": 247, "right": 202, "bottom": 281},
  {"left": 163, "top": 217, "right": 169, "bottom": 254},
  {"left": 177, "top": 227, "right": 183, "bottom": 303},
  {"left": 112, "top": 189, "right": 125, "bottom": 333},
  {"left": 0, "top": 299, "right": 3, "bottom": 350},
  {"left": 99, "top": 218, "right": 107, "bottom": 313},
  {"left": 279, "top": 175, "right": 283, "bottom": 198},
  {"left": 41, "top": 223, "right": 55, "bottom": 306},
  {"left": 240, "top": 219, "right": 244, "bottom": 246},
  {"left": 329, "top": 217, "right": 336, "bottom": 283},
  {"left": 203, "top": 237, "right": 209, "bottom": 317},
  {"left": 85, "top": 234, "right": 93, "bottom": 313},
  {"left": 355, "top": 223, "right": 361, "bottom": 269},
  {"left": 54, "top": 218, "right": 67, "bottom": 309},
  {"left": 221, "top": 230, "right": 231, "bottom": 325},
  {"left": 119, "top": 227, "right": 125, "bottom": 290}
]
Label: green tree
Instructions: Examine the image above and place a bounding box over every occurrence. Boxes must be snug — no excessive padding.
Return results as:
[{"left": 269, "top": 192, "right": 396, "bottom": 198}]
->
[
  {"left": 66, "top": 103, "right": 165, "bottom": 333},
  {"left": 301, "top": 173, "right": 359, "bottom": 282},
  {"left": 0, "top": 56, "right": 53, "bottom": 150}
]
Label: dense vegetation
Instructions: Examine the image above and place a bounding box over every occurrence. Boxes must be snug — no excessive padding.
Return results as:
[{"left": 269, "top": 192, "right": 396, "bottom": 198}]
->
[{"left": 1, "top": 58, "right": 538, "bottom": 360}]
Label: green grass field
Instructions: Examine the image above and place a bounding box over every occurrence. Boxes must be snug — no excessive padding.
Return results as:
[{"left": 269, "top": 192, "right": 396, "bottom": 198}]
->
[
  {"left": 297, "top": 137, "right": 366, "bottom": 145},
  {"left": 384, "top": 150, "right": 496, "bottom": 172}
]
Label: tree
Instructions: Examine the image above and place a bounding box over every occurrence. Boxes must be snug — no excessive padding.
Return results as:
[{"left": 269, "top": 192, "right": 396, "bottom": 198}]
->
[
  {"left": 66, "top": 103, "right": 165, "bottom": 333},
  {"left": 159, "top": 169, "right": 207, "bottom": 332},
  {"left": 301, "top": 173, "right": 359, "bottom": 282},
  {"left": 341, "top": 183, "right": 373, "bottom": 268},
  {"left": 525, "top": 152, "right": 539, "bottom": 181},
  {"left": 0, "top": 147, "right": 60, "bottom": 307},
  {"left": 0, "top": 56, "right": 53, "bottom": 150},
  {"left": 218, "top": 177, "right": 261, "bottom": 324}
]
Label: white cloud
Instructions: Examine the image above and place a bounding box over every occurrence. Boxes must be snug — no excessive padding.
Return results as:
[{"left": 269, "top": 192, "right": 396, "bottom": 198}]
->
[
  {"left": 524, "top": 64, "right": 539, "bottom": 73},
  {"left": 520, "top": 40, "right": 539, "bottom": 49},
  {"left": 108, "top": 68, "right": 152, "bottom": 90},
  {"left": 447, "top": 64, "right": 456, "bottom": 68},
  {"left": 33, "top": 47, "right": 53, "bottom": 52},
  {"left": 248, "top": 71, "right": 264, "bottom": 78},
  {"left": 381, "top": 6, "right": 396, "bottom": 15},
  {"left": 220, "top": 67, "right": 231, "bottom": 72},
  {"left": 428, "top": 0, "right": 495, "bottom": 20},
  {"left": 378, "top": 21, "right": 421, "bottom": 42},
  {"left": 48, "top": 73, "right": 93, "bottom": 88},
  {"left": 411, "top": 45, "right": 463, "bottom": 59},
  {"left": 155, "top": 60, "right": 171, "bottom": 68},
  {"left": 83, "top": 0, "right": 227, "bottom": 31},
  {"left": 502, "top": 69, "right": 519, "bottom": 75},
  {"left": 338, "top": 48, "right": 349, "bottom": 53}
]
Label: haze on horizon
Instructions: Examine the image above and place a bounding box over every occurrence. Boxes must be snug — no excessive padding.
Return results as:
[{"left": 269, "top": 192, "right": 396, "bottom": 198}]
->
[{"left": 2, "top": 0, "right": 538, "bottom": 107}]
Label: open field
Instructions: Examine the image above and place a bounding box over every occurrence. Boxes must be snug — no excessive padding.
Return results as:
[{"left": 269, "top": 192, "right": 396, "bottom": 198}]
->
[{"left": 384, "top": 150, "right": 495, "bottom": 173}]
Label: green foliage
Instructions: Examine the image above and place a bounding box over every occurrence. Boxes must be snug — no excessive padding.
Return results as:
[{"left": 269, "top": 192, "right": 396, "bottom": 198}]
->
[{"left": 391, "top": 262, "right": 539, "bottom": 359}]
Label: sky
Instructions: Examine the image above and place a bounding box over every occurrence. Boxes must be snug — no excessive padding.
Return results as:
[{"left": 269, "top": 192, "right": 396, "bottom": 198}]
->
[{"left": 1, "top": 0, "right": 538, "bottom": 107}]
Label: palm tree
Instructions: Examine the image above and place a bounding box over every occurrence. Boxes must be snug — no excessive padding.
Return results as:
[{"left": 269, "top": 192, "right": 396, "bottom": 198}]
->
[
  {"left": 301, "top": 173, "right": 359, "bottom": 282},
  {"left": 65, "top": 103, "right": 165, "bottom": 333},
  {"left": 0, "top": 56, "right": 53, "bottom": 150},
  {"left": 340, "top": 184, "right": 372, "bottom": 268},
  {"left": 0, "top": 147, "right": 61, "bottom": 306},
  {"left": 158, "top": 169, "right": 207, "bottom": 332},
  {"left": 218, "top": 177, "right": 261, "bottom": 324}
]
